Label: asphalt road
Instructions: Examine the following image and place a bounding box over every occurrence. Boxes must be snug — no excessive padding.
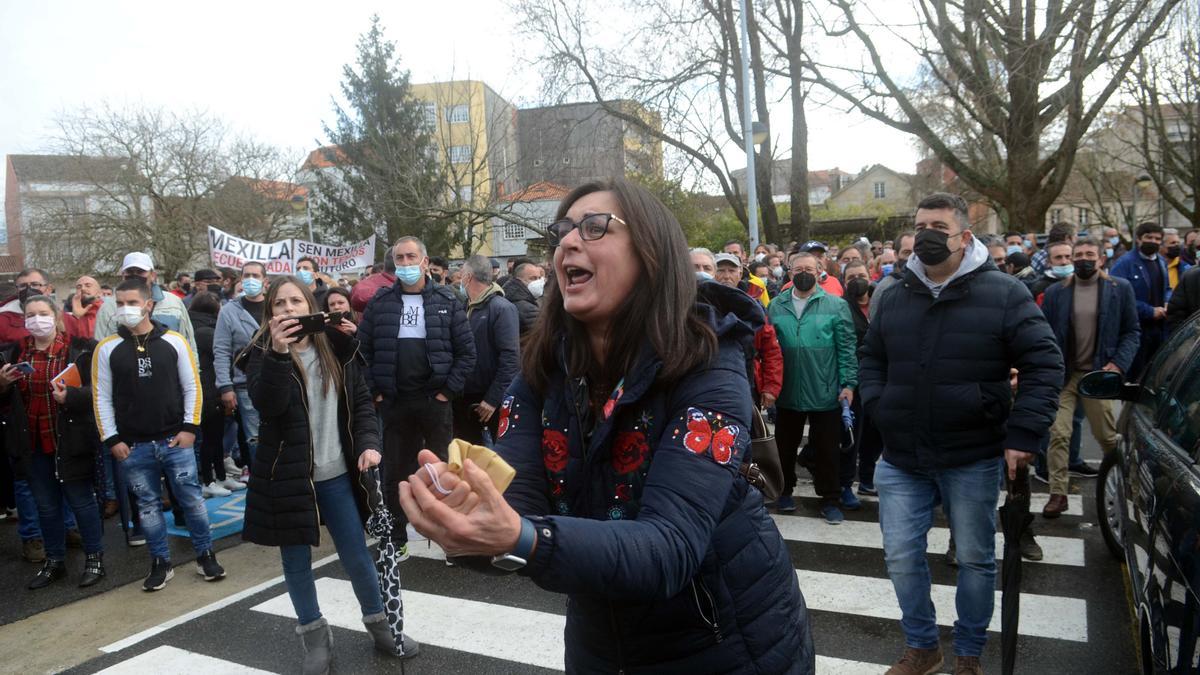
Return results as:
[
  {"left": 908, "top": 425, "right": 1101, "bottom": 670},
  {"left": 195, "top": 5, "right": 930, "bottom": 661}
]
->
[{"left": 0, "top": 430, "right": 1137, "bottom": 674}]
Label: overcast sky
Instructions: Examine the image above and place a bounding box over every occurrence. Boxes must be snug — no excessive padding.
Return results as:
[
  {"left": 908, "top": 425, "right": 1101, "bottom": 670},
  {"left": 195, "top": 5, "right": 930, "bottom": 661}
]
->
[{"left": 0, "top": 0, "right": 920, "bottom": 201}]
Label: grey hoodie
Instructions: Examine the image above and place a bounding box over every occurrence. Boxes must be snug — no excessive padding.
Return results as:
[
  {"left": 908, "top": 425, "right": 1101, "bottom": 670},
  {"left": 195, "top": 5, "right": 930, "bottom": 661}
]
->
[{"left": 905, "top": 236, "right": 990, "bottom": 299}]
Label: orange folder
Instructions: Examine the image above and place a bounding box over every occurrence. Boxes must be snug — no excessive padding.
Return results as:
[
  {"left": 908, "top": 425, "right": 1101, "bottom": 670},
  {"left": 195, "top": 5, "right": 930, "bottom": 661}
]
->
[{"left": 51, "top": 363, "right": 81, "bottom": 388}]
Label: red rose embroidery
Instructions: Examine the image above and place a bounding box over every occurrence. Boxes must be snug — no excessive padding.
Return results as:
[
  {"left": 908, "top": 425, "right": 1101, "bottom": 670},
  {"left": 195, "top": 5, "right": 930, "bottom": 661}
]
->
[
  {"left": 615, "top": 483, "right": 632, "bottom": 502},
  {"left": 611, "top": 431, "right": 649, "bottom": 474},
  {"left": 496, "top": 397, "right": 513, "bottom": 438},
  {"left": 542, "top": 429, "right": 569, "bottom": 473}
]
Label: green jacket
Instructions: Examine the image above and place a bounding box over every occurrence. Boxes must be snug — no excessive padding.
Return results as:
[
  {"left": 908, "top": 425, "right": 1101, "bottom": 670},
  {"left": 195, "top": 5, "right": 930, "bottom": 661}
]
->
[{"left": 766, "top": 287, "right": 858, "bottom": 412}]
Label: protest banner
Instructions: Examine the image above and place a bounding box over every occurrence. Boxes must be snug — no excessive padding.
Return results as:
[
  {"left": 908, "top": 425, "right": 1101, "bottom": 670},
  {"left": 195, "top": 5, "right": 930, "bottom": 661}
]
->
[
  {"left": 293, "top": 235, "right": 376, "bottom": 274},
  {"left": 208, "top": 226, "right": 297, "bottom": 274},
  {"left": 208, "top": 227, "right": 375, "bottom": 275}
]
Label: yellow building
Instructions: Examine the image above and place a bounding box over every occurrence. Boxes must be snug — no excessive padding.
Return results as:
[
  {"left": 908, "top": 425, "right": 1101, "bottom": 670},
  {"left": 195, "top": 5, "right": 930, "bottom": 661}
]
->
[{"left": 410, "top": 80, "right": 519, "bottom": 256}]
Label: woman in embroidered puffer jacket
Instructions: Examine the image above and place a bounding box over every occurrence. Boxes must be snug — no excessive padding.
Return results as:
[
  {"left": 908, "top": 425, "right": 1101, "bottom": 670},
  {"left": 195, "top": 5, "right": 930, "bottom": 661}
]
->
[{"left": 400, "top": 179, "right": 813, "bottom": 674}]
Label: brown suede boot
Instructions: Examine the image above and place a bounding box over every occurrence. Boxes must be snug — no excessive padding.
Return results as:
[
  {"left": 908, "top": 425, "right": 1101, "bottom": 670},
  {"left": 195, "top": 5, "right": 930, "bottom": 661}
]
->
[
  {"left": 886, "top": 646, "right": 944, "bottom": 675},
  {"left": 1042, "top": 493, "right": 1069, "bottom": 518},
  {"left": 954, "top": 655, "right": 984, "bottom": 674}
]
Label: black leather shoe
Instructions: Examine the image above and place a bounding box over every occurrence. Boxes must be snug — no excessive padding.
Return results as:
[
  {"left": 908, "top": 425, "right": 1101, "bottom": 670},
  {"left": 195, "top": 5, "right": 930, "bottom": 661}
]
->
[
  {"left": 28, "top": 559, "right": 67, "bottom": 590},
  {"left": 79, "top": 552, "right": 106, "bottom": 588}
]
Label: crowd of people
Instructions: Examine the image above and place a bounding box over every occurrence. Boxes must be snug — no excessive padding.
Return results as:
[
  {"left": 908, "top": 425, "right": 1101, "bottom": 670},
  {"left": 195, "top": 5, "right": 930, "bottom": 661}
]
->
[{"left": 0, "top": 179, "right": 1196, "bottom": 674}]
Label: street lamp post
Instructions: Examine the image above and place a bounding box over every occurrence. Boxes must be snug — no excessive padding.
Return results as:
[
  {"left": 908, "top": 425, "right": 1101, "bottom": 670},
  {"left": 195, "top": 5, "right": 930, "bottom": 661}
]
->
[{"left": 736, "top": 0, "right": 767, "bottom": 251}]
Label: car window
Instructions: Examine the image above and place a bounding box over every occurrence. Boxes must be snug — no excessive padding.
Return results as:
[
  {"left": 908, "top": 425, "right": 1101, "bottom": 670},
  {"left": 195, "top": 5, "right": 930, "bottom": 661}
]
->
[
  {"left": 1138, "top": 319, "right": 1200, "bottom": 418},
  {"left": 1160, "top": 347, "right": 1200, "bottom": 460}
]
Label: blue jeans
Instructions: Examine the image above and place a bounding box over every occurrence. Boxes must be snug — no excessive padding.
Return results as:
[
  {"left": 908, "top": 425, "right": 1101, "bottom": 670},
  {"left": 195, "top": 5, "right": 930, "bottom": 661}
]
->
[
  {"left": 876, "top": 457, "right": 1000, "bottom": 657},
  {"left": 26, "top": 452, "right": 104, "bottom": 560},
  {"left": 280, "top": 473, "right": 383, "bottom": 626},
  {"left": 235, "top": 388, "right": 259, "bottom": 463},
  {"left": 122, "top": 438, "right": 212, "bottom": 560}
]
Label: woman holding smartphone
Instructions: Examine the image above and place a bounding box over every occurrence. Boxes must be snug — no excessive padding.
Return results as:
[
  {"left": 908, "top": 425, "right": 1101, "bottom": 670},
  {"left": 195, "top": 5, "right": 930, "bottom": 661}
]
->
[
  {"left": 238, "top": 276, "right": 416, "bottom": 673},
  {"left": 0, "top": 295, "right": 105, "bottom": 590}
]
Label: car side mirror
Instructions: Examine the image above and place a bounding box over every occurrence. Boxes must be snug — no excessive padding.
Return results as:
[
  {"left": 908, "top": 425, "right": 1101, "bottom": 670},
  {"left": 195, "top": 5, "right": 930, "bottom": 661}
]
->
[{"left": 1078, "top": 370, "right": 1139, "bottom": 402}]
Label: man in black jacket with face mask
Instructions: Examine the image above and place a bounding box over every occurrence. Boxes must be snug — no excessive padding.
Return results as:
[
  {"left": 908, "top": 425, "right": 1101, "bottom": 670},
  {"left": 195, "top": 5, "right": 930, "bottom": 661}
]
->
[{"left": 860, "top": 192, "right": 1063, "bottom": 674}]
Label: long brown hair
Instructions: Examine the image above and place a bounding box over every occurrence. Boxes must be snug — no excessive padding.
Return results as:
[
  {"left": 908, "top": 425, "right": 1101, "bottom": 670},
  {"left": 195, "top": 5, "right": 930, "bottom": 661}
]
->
[
  {"left": 249, "top": 276, "right": 344, "bottom": 396},
  {"left": 522, "top": 178, "right": 717, "bottom": 396}
]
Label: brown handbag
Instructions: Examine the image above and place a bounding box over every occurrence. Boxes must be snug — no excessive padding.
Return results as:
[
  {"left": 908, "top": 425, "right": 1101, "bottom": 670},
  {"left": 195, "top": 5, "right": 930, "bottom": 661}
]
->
[{"left": 739, "top": 406, "right": 784, "bottom": 502}]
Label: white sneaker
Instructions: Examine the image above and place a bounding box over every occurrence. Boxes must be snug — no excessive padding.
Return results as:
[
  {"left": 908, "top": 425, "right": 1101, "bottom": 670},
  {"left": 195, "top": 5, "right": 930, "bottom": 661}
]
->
[
  {"left": 219, "top": 477, "right": 246, "bottom": 492},
  {"left": 223, "top": 456, "right": 240, "bottom": 477},
  {"left": 202, "top": 482, "right": 232, "bottom": 498}
]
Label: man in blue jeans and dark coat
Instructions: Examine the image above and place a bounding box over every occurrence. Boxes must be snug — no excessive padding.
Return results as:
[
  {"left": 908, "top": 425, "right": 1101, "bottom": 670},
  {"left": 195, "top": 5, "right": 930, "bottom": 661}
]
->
[{"left": 860, "top": 193, "right": 1063, "bottom": 675}]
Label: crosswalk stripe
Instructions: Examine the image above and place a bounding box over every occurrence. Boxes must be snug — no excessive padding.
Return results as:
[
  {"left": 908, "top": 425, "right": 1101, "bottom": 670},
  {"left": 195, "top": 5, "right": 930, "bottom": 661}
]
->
[
  {"left": 95, "top": 645, "right": 275, "bottom": 674},
  {"left": 770, "top": 513, "right": 1086, "bottom": 567},
  {"left": 250, "top": 577, "right": 896, "bottom": 672},
  {"left": 790, "top": 483, "right": 1085, "bottom": 517},
  {"left": 797, "top": 569, "right": 1088, "bottom": 642}
]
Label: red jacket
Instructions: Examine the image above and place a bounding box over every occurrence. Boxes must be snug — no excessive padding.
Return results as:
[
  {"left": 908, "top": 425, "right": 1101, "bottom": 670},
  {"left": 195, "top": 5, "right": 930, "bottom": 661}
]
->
[
  {"left": 350, "top": 272, "right": 396, "bottom": 313},
  {"left": 754, "top": 323, "right": 783, "bottom": 400},
  {"left": 63, "top": 297, "right": 103, "bottom": 340},
  {"left": 0, "top": 298, "right": 28, "bottom": 345}
]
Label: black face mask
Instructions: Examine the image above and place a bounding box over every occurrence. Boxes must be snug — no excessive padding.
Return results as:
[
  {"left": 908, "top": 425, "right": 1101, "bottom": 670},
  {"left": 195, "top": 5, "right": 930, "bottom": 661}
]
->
[
  {"left": 180, "top": 283, "right": 192, "bottom": 294},
  {"left": 206, "top": 283, "right": 223, "bottom": 295},
  {"left": 792, "top": 271, "right": 817, "bottom": 292},
  {"left": 914, "top": 229, "right": 959, "bottom": 266},
  {"left": 845, "top": 277, "right": 870, "bottom": 298},
  {"left": 431, "top": 273, "right": 443, "bottom": 284},
  {"left": 17, "top": 286, "right": 37, "bottom": 305},
  {"left": 1073, "top": 259, "right": 1098, "bottom": 280},
  {"left": 1140, "top": 241, "right": 1161, "bottom": 257},
  {"left": 896, "top": 258, "right": 908, "bottom": 273},
  {"left": 1165, "top": 245, "right": 1181, "bottom": 259}
]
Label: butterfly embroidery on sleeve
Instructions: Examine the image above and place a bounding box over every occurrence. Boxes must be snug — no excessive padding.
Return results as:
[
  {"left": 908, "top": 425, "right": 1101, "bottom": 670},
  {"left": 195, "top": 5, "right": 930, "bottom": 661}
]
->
[{"left": 682, "top": 407, "right": 741, "bottom": 465}]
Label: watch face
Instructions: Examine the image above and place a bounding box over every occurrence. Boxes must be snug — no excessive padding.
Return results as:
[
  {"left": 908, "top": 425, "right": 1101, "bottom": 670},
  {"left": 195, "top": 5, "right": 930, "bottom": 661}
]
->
[{"left": 491, "top": 554, "right": 526, "bottom": 572}]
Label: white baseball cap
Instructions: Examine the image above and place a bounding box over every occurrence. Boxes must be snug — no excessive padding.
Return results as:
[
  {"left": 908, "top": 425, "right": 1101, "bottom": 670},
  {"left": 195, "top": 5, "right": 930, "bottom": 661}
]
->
[
  {"left": 714, "top": 253, "right": 742, "bottom": 267},
  {"left": 120, "top": 252, "right": 154, "bottom": 273}
]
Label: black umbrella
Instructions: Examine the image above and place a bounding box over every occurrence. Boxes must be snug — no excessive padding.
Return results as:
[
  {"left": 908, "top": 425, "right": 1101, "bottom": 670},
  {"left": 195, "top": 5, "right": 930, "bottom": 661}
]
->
[
  {"left": 998, "top": 465, "right": 1032, "bottom": 675},
  {"left": 360, "top": 467, "right": 410, "bottom": 657}
]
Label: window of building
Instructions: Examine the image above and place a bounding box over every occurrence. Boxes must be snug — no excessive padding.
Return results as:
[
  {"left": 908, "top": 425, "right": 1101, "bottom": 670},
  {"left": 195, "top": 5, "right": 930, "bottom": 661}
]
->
[
  {"left": 446, "top": 105, "right": 470, "bottom": 124},
  {"left": 503, "top": 222, "right": 526, "bottom": 240},
  {"left": 562, "top": 156, "right": 572, "bottom": 165},
  {"left": 532, "top": 158, "right": 544, "bottom": 167},
  {"left": 1050, "top": 208, "right": 1063, "bottom": 224},
  {"left": 1078, "top": 208, "right": 1089, "bottom": 226},
  {"left": 873, "top": 181, "right": 886, "bottom": 199},
  {"left": 449, "top": 145, "right": 471, "bottom": 164},
  {"left": 457, "top": 185, "right": 473, "bottom": 202},
  {"left": 422, "top": 104, "right": 437, "bottom": 127}
]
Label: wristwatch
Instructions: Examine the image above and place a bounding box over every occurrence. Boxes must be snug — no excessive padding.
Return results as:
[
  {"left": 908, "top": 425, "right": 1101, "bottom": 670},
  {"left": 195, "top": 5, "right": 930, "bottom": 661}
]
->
[{"left": 491, "top": 517, "right": 537, "bottom": 572}]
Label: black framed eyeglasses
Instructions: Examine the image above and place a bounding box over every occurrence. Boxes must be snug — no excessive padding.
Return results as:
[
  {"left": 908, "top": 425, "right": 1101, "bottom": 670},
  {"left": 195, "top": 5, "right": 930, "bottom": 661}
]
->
[{"left": 546, "top": 213, "right": 626, "bottom": 247}]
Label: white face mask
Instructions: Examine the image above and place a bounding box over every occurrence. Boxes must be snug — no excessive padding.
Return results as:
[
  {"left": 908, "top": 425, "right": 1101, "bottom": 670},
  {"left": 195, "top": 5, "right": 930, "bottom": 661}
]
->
[
  {"left": 528, "top": 277, "right": 546, "bottom": 299},
  {"left": 24, "top": 315, "right": 56, "bottom": 338},
  {"left": 116, "top": 305, "right": 146, "bottom": 329}
]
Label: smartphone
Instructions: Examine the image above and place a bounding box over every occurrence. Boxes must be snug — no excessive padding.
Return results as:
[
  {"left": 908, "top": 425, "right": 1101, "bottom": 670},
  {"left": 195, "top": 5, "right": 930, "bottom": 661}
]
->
[
  {"left": 326, "top": 311, "right": 349, "bottom": 325},
  {"left": 291, "top": 312, "right": 329, "bottom": 338},
  {"left": 14, "top": 362, "right": 34, "bottom": 376}
]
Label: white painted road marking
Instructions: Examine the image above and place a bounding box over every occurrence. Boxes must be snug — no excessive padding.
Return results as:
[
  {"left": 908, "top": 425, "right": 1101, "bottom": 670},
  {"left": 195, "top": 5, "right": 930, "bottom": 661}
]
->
[
  {"left": 796, "top": 569, "right": 1088, "bottom": 642},
  {"left": 770, "top": 513, "right": 1086, "bottom": 567},
  {"left": 791, "top": 483, "right": 1085, "bottom": 516},
  {"left": 95, "top": 645, "right": 276, "bottom": 674}
]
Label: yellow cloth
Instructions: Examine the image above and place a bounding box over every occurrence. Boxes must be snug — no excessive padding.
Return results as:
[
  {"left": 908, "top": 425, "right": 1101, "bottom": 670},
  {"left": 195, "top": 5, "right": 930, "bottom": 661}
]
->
[
  {"left": 446, "top": 439, "right": 516, "bottom": 494},
  {"left": 748, "top": 274, "right": 771, "bottom": 308},
  {"left": 1169, "top": 258, "right": 1183, "bottom": 290}
]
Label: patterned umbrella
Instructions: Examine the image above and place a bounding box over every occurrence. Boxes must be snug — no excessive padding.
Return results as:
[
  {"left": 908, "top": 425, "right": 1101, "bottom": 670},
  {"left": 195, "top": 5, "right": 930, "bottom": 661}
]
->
[{"left": 361, "top": 467, "right": 409, "bottom": 657}]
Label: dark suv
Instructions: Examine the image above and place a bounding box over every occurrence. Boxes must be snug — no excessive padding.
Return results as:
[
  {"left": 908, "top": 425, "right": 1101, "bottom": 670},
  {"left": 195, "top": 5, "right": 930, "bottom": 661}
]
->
[{"left": 1083, "top": 313, "right": 1200, "bottom": 674}]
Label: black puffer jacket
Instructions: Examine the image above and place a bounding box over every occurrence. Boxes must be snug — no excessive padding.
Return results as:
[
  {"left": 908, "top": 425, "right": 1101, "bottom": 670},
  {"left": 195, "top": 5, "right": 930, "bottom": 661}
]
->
[
  {"left": 2, "top": 336, "right": 100, "bottom": 483},
  {"left": 357, "top": 279, "right": 476, "bottom": 400},
  {"left": 860, "top": 262, "right": 1063, "bottom": 469},
  {"left": 189, "top": 310, "right": 220, "bottom": 414},
  {"left": 238, "top": 327, "right": 380, "bottom": 547},
  {"left": 501, "top": 276, "right": 540, "bottom": 334}
]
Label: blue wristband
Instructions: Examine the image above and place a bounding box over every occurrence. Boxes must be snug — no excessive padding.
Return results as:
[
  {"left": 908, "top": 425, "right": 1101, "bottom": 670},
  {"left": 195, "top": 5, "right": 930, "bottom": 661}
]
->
[{"left": 511, "top": 517, "right": 537, "bottom": 561}]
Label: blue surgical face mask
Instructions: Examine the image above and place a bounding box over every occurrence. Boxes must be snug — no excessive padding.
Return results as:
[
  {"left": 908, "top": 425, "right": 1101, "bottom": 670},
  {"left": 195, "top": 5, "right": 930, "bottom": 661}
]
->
[
  {"left": 696, "top": 271, "right": 714, "bottom": 282},
  {"left": 296, "top": 269, "right": 314, "bottom": 286},
  {"left": 241, "top": 277, "right": 263, "bottom": 297},
  {"left": 1109, "top": 236, "right": 1120, "bottom": 246},
  {"left": 397, "top": 265, "right": 423, "bottom": 286},
  {"left": 1051, "top": 264, "right": 1074, "bottom": 279},
  {"left": 1007, "top": 245, "right": 1022, "bottom": 256},
  {"left": 1106, "top": 248, "right": 1114, "bottom": 258},
  {"left": 881, "top": 263, "right": 895, "bottom": 277}
]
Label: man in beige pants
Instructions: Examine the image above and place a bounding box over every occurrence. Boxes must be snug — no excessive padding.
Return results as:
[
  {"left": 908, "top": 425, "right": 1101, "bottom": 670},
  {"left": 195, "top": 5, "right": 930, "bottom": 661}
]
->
[{"left": 1039, "top": 238, "right": 1141, "bottom": 517}]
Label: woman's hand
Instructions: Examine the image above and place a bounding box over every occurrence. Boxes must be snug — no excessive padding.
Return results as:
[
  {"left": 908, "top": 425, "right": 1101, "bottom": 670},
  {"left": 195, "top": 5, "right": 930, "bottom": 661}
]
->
[
  {"left": 0, "top": 364, "right": 21, "bottom": 388},
  {"left": 400, "top": 450, "right": 520, "bottom": 556},
  {"left": 51, "top": 380, "right": 68, "bottom": 405},
  {"left": 357, "top": 448, "right": 381, "bottom": 471},
  {"left": 336, "top": 318, "right": 357, "bottom": 336},
  {"left": 268, "top": 315, "right": 302, "bottom": 354}
]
